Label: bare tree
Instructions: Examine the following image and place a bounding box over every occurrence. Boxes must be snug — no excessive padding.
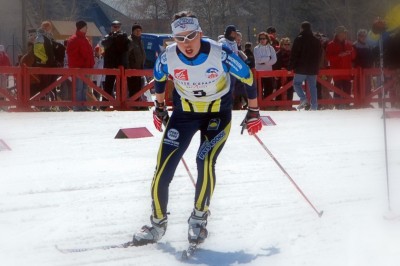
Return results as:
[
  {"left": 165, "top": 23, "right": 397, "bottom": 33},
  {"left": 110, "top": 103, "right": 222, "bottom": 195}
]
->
[{"left": 102, "top": 0, "right": 399, "bottom": 41}]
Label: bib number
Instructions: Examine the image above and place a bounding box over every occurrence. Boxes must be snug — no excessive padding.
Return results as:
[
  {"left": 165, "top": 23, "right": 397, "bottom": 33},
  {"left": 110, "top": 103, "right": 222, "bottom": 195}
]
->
[{"left": 193, "top": 90, "right": 207, "bottom": 97}]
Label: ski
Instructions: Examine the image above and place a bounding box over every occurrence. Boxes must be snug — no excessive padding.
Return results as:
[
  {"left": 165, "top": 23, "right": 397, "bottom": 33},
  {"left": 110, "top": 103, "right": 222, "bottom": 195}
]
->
[
  {"left": 55, "top": 241, "right": 135, "bottom": 253},
  {"left": 181, "top": 243, "right": 198, "bottom": 260}
]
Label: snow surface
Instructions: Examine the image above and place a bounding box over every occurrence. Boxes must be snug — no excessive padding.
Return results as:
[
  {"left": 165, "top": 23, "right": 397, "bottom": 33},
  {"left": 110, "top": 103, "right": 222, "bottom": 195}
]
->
[{"left": 1, "top": 109, "right": 400, "bottom": 266}]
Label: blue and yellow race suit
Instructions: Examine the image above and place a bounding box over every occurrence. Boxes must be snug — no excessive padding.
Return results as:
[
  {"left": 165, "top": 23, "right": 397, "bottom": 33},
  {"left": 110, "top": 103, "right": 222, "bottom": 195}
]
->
[{"left": 151, "top": 38, "right": 257, "bottom": 219}]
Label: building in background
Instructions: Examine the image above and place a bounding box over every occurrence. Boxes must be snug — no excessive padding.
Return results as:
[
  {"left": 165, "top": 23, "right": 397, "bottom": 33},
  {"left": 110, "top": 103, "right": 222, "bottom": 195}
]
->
[{"left": 0, "top": 0, "right": 131, "bottom": 65}]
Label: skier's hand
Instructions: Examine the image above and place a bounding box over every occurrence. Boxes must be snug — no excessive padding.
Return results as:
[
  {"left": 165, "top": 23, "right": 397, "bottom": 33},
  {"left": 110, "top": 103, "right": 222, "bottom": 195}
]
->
[
  {"left": 241, "top": 107, "right": 262, "bottom": 135},
  {"left": 153, "top": 100, "right": 169, "bottom": 132}
]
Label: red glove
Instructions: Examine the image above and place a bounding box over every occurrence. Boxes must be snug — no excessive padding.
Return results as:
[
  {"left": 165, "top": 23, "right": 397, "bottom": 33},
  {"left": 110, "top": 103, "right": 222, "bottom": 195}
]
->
[
  {"left": 241, "top": 107, "right": 262, "bottom": 135},
  {"left": 153, "top": 101, "right": 169, "bottom": 132}
]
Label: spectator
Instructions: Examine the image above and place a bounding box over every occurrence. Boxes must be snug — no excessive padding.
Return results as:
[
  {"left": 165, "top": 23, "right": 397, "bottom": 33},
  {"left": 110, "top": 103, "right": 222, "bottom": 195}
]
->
[
  {"left": 235, "top": 31, "right": 247, "bottom": 61},
  {"left": 273, "top": 37, "right": 294, "bottom": 110},
  {"left": 353, "top": 29, "right": 375, "bottom": 107},
  {"left": 0, "top": 45, "right": 11, "bottom": 90},
  {"left": 0, "top": 45, "right": 10, "bottom": 67},
  {"left": 218, "top": 25, "right": 239, "bottom": 55},
  {"left": 244, "top": 42, "right": 255, "bottom": 69},
  {"left": 34, "top": 21, "right": 56, "bottom": 67},
  {"left": 101, "top": 20, "right": 130, "bottom": 105},
  {"left": 353, "top": 29, "right": 374, "bottom": 69},
  {"left": 288, "top": 21, "right": 322, "bottom": 111},
  {"left": 315, "top": 32, "right": 334, "bottom": 110},
  {"left": 254, "top": 32, "right": 277, "bottom": 100},
  {"left": 27, "top": 29, "right": 36, "bottom": 46},
  {"left": 53, "top": 40, "right": 66, "bottom": 68},
  {"left": 57, "top": 39, "right": 71, "bottom": 105},
  {"left": 20, "top": 31, "right": 41, "bottom": 95},
  {"left": 219, "top": 25, "right": 244, "bottom": 109},
  {"left": 231, "top": 31, "right": 249, "bottom": 110},
  {"left": 326, "top": 26, "right": 356, "bottom": 109},
  {"left": 384, "top": 29, "right": 400, "bottom": 108},
  {"left": 266, "top": 26, "right": 280, "bottom": 51},
  {"left": 32, "top": 21, "right": 62, "bottom": 104},
  {"left": 233, "top": 41, "right": 256, "bottom": 110},
  {"left": 67, "top": 20, "right": 95, "bottom": 111},
  {"left": 92, "top": 45, "right": 105, "bottom": 103},
  {"left": 235, "top": 31, "right": 243, "bottom": 50},
  {"left": 132, "top": 10, "right": 261, "bottom": 247},
  {"left": 127, "top": 23, "right": 146, "bottom": 106},
  {"left": 24, "top": 29, "right": 37, "bottom": 63}
]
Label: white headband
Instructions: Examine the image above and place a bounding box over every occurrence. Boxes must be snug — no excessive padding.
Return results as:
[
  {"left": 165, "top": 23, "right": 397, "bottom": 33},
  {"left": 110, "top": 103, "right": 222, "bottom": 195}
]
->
[{"left": 171, "top": 17, "right": 201, "bottom": 35}]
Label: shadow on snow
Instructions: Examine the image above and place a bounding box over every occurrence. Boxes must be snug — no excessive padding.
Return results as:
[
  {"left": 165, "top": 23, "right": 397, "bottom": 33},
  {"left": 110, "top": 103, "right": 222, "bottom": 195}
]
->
[{"left": 158, "top": 242, "right": 280, "bottom": 265}]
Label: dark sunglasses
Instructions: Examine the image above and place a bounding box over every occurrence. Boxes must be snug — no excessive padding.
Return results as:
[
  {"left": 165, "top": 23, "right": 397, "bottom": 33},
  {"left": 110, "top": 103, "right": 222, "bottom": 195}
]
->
[
  {"left": 259, "top": 38, "right": 267, "bottom": 40},
  {"left": 174, "top": 30, "right": 199, "bottom": 42}
]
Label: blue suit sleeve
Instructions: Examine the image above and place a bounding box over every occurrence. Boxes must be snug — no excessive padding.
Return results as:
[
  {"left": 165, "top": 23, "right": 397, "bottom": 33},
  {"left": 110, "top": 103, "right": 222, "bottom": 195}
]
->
[
  {"left": 153, "top": 51, "right": 169, "bottom": 94},
  {"left": 221, "top": 45, "right": 257, "bottom": 99}
]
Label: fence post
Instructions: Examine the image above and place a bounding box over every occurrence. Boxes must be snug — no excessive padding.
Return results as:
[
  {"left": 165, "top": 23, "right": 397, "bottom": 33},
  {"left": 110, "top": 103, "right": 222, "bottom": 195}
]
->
[
  {"left": 21, "top": 65, "right": 30, "bottom": 111},
  {"left": 353, "top": 68, "right": 360, "bottom": 107},
  {"left": 119, "top": 65, "right": 127, "bottom": 110}
]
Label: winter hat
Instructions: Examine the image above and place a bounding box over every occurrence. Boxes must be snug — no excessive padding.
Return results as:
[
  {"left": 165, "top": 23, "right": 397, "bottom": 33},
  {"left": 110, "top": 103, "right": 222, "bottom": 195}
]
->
[
  {"left": 132, "top": 23, "right": 142, "bottom": 32},
  {"left": 76, "top": 20, "right": 87, "bottom": 31},
  {"left": 111, "top": 20, "right": 121, "bottom": 26},
  {"left": 224, "top": 25, "right": 237, "bottom": 40}
]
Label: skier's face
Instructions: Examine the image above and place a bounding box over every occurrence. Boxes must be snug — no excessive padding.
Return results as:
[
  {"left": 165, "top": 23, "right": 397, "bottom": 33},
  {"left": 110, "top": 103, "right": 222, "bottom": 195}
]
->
[{"left": 174, "top": 30, "right": 203, "bottom": 58}]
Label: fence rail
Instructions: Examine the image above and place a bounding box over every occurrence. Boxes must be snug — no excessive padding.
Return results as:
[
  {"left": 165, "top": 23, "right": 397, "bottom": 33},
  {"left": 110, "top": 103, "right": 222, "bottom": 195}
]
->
[{"left": 0, "top": 66, "right": 397, "bottom": 111}]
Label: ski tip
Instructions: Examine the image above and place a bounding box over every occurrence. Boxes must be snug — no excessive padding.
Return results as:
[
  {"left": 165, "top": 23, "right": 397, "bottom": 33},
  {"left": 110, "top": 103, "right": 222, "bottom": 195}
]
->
[{"left": 318, "top": 211, "right": 324, "bottom": 218}]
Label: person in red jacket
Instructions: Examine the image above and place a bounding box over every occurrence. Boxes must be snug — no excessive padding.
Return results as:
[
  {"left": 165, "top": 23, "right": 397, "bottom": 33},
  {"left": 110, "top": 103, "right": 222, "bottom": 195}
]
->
[
  {"left": 67, "top": 20, "right": 95, "bottom": 111},
  {"left": 326, "top": 26, "right": 356, "bottom": 109},
  {"left": 0, "top": 45, "right": 11, "bottom": 92}
]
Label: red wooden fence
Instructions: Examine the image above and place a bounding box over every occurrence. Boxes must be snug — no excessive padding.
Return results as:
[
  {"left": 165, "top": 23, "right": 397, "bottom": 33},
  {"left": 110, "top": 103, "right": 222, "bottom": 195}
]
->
[{"left": 0, "top": 66, "right": 397, "bottom": 111}]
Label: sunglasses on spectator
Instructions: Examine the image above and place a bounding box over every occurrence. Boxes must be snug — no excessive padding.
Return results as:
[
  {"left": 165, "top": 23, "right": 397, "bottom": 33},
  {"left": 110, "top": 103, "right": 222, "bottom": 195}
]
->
[
  {"left": 112, "top": 25, "right": 121, "bottom": 28},
  {"left": 283, "top": 43, "right": 291, "bottom": 46},
  {"left": 259, "top": 38, "right": 267, "bottom": 40},
  {"left": 174, "top": 30, "right": 199, "bottom": 42}
]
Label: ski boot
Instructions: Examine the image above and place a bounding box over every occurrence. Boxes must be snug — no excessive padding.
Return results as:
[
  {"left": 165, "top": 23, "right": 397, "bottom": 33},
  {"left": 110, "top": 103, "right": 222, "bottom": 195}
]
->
[
  {"left": 187, "top": 209, "right": 210, "bottom": 244},
  {"left": 132, "top": 215, "right": 167, "bottom": 246}
]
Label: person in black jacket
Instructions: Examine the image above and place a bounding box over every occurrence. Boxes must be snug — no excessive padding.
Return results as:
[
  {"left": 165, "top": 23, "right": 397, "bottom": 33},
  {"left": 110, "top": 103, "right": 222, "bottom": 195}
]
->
[
  {"left": 384, "top": 30, "right": 400, "bottom": 108},
  {"left": 127, "top": 23, "right": 146, "bottom": 104},
  {"left": 274, "top": 37, "right": 294, "bottom": 110},
  {"left": 288, "top": 21, "right": 322, "bottom": 110},
  {"left": 101, "top": 20, "right": 130, "bottom": 104}
]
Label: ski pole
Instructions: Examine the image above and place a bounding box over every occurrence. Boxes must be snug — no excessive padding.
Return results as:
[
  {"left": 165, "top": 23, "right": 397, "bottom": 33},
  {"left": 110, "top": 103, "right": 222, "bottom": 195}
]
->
[
  {"left": 181, "top": 157, "right": 196, "bottom": 187},
  {"left": 379, "top": 34, "right": 391, "bottom": 211},
  {"left": 253, "top": 134, "right": 324, "bottom": 218}
]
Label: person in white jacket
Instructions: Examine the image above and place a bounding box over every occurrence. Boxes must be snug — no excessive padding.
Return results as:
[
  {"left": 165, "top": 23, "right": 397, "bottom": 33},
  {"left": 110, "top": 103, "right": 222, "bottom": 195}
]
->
[{"left": 254, "top": 32, "right": 277, "bottom": 99}]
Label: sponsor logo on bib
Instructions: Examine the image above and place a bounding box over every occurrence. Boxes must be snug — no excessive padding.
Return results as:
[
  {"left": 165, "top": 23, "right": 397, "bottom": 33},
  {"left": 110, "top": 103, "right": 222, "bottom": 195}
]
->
[
  {"left": 174, "top": 69, "right": 189, "bottom": 81},
  {"left": 205, "top": 68, "right": 219, "bottom": 79}
]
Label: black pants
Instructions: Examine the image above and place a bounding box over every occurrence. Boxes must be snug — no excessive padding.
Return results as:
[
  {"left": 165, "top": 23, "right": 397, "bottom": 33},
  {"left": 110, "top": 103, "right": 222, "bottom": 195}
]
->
[
  {"left": 261, "top": 77, "right": 274, "bottom": 99},
  {"left": 151, "top": 109, "right": 232, "bottom": 219},
  {"left": 103, "top": 75, "right": 116, "bottom": 100},
  {"left": 127, "top": 76, "right": 142, "bottom": 98}
]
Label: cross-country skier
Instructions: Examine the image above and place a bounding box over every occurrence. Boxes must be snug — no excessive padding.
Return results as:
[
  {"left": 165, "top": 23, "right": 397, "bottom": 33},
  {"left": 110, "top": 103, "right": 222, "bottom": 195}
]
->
[{"left": 132, "top": 10, "right": 262, "bottom": 246}]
